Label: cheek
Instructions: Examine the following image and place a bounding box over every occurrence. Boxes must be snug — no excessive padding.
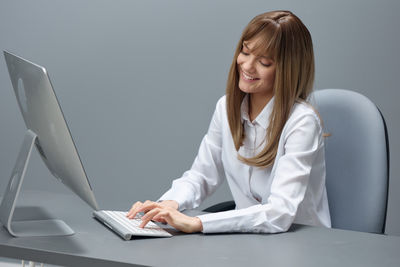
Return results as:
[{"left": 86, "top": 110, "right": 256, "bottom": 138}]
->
[
  {"left": 264, "top": 70, "right": 276, "bottom": 83},
  {"left": 258, "top": 70, "right": 276, "bottom": 90},
  {"left": 269, "top": 72, "right": 276, "bottom": 83},
  {"left": 236, "top": 54, "right": 244, "bottom": 65}
]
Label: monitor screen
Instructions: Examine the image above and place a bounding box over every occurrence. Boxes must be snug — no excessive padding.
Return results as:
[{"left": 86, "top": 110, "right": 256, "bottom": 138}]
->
[{"left": 3, "top": 51, "right": 98, "bottom": 211}]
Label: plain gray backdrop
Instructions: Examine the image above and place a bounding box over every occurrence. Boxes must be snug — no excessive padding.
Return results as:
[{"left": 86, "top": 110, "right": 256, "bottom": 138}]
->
[{"left": 0, "top": 0, "right": 399, "bottom": 235}]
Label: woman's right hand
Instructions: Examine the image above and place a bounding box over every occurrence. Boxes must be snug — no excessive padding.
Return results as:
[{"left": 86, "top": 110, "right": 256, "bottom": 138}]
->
[{"left": 126, "top": 200, "right": 179, "bottom": 223}]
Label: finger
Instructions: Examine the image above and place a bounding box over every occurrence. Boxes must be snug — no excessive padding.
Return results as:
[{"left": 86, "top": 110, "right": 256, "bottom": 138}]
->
[
  {"left": 140, "top": 200, "right": 157, "bottom": 214},
  {"left": 129, "top": 201, "right": 159, "bottom": 219},
  {"left": 148, "top": 211, "right": 171, "bottom": 228},
  {"left": 143, "top": 200, "right": 153, "bottom": 206},
  {"left": 152, "top": 210, "right": 197, "bottom": 233},
  {"left": 152, "top": 211, "right": 170, "bottom": 225},
  {"left": 151, "top": 216, "right": 167, "bottom": 224},
  {"left": 127, "top": 201, "right": 142, "bottom": 217},
  {"left": 139, "top": 208, "right": 162, "bottom": 228},
  {"left": 127, "top": 201, "right": 143, "bottom": 218},
  {"left": 137, "top": 202, "right": 161, "bottom": 214}
]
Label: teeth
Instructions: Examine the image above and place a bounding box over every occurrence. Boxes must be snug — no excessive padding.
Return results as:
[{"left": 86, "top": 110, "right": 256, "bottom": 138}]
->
[{"left": 243, "top": 72, "right": 256, "bottom": 80}]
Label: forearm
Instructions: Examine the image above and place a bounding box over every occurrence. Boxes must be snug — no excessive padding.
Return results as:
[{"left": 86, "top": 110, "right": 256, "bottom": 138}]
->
[{"left": 197, "top": 203, "right": 295, "bottom": 234}]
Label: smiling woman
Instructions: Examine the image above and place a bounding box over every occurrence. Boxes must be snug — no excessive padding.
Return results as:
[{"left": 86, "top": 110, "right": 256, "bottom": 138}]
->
[
  {"left": 127, "top": 10, "right": 331, "bottom": 234},
  {"left": 226, "top": 11, "right": 315, "bottom": 168}
]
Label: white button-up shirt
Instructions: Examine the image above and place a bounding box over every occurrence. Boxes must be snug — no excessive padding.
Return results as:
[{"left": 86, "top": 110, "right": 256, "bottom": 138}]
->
[{"left": 159, "top": 95, "right": 331, "bottom": 233}]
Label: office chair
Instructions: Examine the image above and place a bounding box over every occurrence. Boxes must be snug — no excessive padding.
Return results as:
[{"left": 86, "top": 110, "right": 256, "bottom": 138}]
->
[{"left": 204, "top": 89, "right": 389, "bottom": 234}]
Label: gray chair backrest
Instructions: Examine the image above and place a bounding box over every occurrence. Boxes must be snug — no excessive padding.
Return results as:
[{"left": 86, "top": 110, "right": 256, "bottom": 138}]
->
[{"left": 312, "top": 89, "right": 389, "bottom": 234}]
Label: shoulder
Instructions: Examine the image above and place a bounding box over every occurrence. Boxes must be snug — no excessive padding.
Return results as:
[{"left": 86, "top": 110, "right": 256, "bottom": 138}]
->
[
  {"left": 214, "top": 95, "right": 227, "bottom": 116},
  {"left": 216, "top": 95, "right": 226, "bottom": 108},
  {"left": 285, "top": 101, "right": 323, "bottom": 135}
]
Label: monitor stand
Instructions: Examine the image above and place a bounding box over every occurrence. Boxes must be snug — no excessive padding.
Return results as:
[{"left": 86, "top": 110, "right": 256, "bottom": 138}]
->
[{"left": 0, "top": 130, "right": 74, "bottom": 237}]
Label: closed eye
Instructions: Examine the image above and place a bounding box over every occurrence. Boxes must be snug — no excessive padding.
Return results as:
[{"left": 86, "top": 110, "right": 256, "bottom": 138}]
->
[{"left": 260, "top": 61, "right": 272, "bottom": 67}]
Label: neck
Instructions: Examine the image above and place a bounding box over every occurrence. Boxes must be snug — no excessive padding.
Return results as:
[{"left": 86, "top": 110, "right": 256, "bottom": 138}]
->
[{"left": 249, "top": 92, "right": 273, "bottom": 122}]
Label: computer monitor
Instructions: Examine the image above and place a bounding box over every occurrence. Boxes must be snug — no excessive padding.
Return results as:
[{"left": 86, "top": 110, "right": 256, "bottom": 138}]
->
[{"left": 0, "top": 51, "right": 98, "bottom": 237}]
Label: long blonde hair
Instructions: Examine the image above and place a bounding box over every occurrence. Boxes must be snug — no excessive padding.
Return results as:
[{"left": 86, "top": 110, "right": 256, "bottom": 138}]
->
[{"left": 226, "top": 10, "right": 315, "bottom": 168}]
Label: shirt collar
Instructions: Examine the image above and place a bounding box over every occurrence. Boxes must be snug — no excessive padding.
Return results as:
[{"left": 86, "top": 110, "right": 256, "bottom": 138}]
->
[{"left": 240, "top": 94, "right": 275, "bottom": 130}]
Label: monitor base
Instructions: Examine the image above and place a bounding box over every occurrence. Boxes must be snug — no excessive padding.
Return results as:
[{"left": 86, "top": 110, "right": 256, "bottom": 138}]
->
[
  {"left": 11, "top": 219, "right": 74, "bottom": 237},
  {"left": 0, "top": 130, "right": 75, "bottom": 237}
]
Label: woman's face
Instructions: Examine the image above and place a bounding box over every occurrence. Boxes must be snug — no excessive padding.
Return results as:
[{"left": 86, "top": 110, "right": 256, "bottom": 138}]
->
[{"left": 236, "top": 37, "right": 276, "bottom": 98}]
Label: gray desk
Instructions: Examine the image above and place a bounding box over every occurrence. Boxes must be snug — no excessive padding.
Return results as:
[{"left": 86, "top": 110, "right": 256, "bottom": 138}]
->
[{"left": 1, "top": 190, "right": 400, "bottom": 267}]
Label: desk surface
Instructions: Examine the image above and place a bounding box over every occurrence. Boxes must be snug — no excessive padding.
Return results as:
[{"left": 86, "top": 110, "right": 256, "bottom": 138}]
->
[{"left": 1, "top": 190, "right": 400, "bottom": 267}]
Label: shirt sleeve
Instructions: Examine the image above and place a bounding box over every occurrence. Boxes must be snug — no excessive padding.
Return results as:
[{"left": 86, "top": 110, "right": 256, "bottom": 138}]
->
[
  {"left": 197, "top": 113, "right": 323, "bottom": 233},
  {"left": 158, "top": 97, "right": 226, "bottom": 211}
]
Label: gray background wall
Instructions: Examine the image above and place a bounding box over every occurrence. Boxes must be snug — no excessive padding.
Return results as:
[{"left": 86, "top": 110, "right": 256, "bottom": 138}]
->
[{"left": 0, "top": 0, "right": 399, "bottom": 235}]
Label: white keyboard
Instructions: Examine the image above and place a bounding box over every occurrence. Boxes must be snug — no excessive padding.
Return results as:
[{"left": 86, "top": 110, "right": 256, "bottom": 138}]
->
[{"left": 93, "top": 210, "right": 172, "bottom": 240}]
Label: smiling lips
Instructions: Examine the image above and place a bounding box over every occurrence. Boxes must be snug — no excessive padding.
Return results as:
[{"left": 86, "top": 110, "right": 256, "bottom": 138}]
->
[{"left": 241, "top": 70, "right": 260, "bottom": 82}]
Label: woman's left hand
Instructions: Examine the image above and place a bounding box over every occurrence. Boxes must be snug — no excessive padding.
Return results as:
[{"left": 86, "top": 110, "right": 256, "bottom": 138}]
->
[{"left": 127, "top": 201, "right": 203, "bottom": 233}]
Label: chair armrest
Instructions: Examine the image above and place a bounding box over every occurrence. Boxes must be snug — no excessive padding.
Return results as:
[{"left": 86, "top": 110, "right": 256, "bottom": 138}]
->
[{"left": 202, "top": 201, "right": 236, "bottom": 212}]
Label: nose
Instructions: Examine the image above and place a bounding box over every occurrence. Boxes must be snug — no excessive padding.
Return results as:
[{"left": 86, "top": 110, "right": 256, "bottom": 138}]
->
[{"left": 241, "top": 56, "right": 256, "bottom": 74}]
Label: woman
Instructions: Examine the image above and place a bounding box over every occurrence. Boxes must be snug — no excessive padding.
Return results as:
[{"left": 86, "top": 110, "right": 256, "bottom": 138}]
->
[{"left": 127, "top": 10, "right": 331, "bottom": 234}]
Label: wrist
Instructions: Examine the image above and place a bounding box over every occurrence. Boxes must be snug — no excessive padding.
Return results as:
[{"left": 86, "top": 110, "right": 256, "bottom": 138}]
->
[{"left": 193, "top": 217, "right": 203, "bottom": 232}]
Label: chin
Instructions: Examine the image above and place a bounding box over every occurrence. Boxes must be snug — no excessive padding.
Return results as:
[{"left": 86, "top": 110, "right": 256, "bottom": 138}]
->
[{"left": 238, "top": 83, "right": 256, "bottom": 94}]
